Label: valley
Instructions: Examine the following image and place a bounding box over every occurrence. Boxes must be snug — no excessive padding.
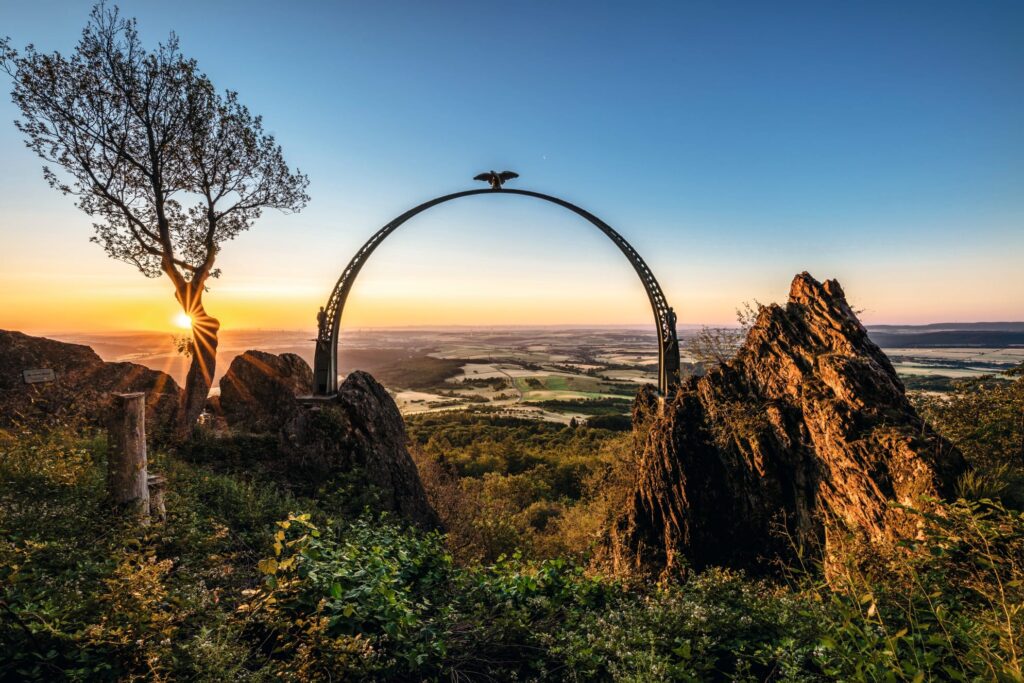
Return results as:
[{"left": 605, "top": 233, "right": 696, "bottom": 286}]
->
[{"left": 56, "top": 322, "right": 1024, "bottom": 423}]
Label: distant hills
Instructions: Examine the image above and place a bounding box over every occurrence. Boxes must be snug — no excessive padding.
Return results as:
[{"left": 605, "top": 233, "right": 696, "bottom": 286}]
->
[{"left": 866, "top": 322, "right": 1024, "bottom": 348}]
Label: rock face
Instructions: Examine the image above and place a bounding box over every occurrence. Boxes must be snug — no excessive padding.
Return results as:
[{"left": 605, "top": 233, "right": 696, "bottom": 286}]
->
[
  {"left": 0, "top": 330, "right": 180, "bottom": 437},
  {"left": 613, "top": 273, "right": 967, "bottom": 576},
  {"left": 215, "top": 350, "right": 438, "bottom": 530},
  {"left": 282, "top": 371, "right": 441, "bottom": 530},
  {"left": 219, "top": 350, "right": 313, "bottom": 432}
]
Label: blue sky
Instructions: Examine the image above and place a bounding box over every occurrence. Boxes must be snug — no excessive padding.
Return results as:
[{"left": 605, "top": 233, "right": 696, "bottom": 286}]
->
[{"left": 1, "top": 0, "right": 1021, "bottom": 332}]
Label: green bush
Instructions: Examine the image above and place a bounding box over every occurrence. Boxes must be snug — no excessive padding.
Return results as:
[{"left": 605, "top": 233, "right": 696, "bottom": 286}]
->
[
  {"left": 811, "top": 499, "right": 1024, "bottom": 682},
  {"left": 241, "top": 512, "right": 453, "bottom": 679},
  {"left": 0, "top": 428, "right": 290, "bottom": 680},
  {"left": 241, "top": 514, "right": 833, "bottom": 681},
  {"left": 915, "top": 367, "right": 1024, "bottom": 507}
]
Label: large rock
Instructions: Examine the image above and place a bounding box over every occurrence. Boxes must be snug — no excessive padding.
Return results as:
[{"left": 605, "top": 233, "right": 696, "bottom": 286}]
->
[
  {"left": 219, "top": 350, "right": 313, "bottom": 432},
  {"left": 0, "top": 330, "right": 180, "bottom": 437},
  {"left": 213, "top": 352, "right": 438, "bottom": 530},
  {"left": 282, "top": 371, "right": 441, "bottom": 530},
  {"left": 612, "top": 273, "right": 967, "bottom": 576}
]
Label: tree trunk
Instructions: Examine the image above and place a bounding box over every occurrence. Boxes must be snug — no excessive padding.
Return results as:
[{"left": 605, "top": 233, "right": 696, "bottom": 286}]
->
[{"left": 175, "top": 285, "right": 220, "bottom": 438}]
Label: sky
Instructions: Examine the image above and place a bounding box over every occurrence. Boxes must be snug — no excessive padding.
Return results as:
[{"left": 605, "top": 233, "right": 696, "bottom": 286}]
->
[{"left": 0, "top": 0, "right": 1022, "bottom": 335}]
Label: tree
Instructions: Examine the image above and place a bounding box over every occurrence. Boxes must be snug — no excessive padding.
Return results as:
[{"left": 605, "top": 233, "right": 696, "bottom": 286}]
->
[
  {"left": 916, "top": 365, "right": 1024, "bottom": 472},
  {"left": 2, "top": 4, "right": 309, "bottom": 435},
  {"left": 687, "top": 301, "right": 762, "bottom": 370}
]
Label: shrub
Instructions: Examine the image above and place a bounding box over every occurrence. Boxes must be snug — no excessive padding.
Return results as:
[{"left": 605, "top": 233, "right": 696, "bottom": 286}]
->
[
  {"left": 240, "top": 513, "right": 453, "bottom": 679},
  {"left": 809, "top": 499, "right": 1024, "bottom": 681},
  {"left": 915, "top": 368, "right": 1024, "bottom": 507},
  {"left": 5, "top": 403, "right": 1024, "bottom": 681},
  {"left": 0, "top": 428, "right": 289, "bottom": 680}
]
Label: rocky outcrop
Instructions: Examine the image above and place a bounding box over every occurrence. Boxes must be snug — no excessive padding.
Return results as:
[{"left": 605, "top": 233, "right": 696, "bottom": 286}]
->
[
  {"left": 613, "top": 273, "right": 967, "bottom": 576},
  {"left": 282, "top": 371, "right": 441, "bottom": 530},
  {"left": 219, "top": 350, "right": 313, "bottom": 432},
  {"left": 213, "top": 350, "right": 438, "bottom": 530},
  {"left": 0, "top": 330, "right": 179, "bottom": 437}
]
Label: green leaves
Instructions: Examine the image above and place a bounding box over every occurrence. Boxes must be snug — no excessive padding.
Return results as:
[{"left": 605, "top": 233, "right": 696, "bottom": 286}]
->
[{"left": 240, "top": 513, "right": 454, "bottom": 677}]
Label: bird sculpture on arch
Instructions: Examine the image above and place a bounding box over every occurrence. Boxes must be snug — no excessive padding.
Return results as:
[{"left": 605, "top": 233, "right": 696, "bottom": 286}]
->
[{"left": 473, "top": 170, "right": 519, "bottom": 190}]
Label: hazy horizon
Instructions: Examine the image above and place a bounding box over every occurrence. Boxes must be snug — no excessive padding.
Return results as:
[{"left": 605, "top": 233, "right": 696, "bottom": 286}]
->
[{"left": 13, "top": 319, "right": 1024, "bottom": 339}]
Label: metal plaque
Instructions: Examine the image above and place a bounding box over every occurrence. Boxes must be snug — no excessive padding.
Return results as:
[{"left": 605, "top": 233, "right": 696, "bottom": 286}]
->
[{"left": 22, "top": 368, "right": 56, "bottom": 384}]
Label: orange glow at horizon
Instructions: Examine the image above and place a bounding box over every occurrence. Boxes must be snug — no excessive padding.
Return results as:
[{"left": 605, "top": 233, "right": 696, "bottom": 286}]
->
[
  {"left": 3, "top": 265, "right": 1023, "bottom": 337},
  {"left": 2, "top": 221, "right": 1022, "bottom": 336}
]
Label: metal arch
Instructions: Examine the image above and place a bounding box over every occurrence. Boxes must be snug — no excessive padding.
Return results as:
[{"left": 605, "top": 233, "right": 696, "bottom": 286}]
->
[{"left": 313, "top": 188, "right": 681, "bottom": 396}]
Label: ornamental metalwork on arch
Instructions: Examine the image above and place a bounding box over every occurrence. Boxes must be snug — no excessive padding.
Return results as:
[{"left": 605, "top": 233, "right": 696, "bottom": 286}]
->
[{"left": 313, "top": 176, "right": 681, "bottom": 396}]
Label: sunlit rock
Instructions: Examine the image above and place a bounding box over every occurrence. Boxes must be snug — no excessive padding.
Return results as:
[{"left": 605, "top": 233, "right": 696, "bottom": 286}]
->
[
  {"left": 219, "top": 350, "right": 313, "bottom": 432},
  {"left": 613, "top": 273, "right": 967, "bottom": 576}
]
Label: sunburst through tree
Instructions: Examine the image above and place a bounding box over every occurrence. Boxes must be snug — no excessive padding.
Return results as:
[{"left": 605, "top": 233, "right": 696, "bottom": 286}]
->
[{"left": 1, "top": 4, "right": 310, "bottom": 435}]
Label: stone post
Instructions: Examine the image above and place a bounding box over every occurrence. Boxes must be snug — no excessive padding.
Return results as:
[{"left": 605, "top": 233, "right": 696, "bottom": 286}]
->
[{"left": 107, "top": 392, "right": 150, "bottom": 520}]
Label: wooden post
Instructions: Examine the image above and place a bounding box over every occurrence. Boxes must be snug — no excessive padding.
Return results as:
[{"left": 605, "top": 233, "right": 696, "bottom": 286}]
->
[
  {"left": 107, "top": 392, "right": 150, "bottom": 521},
  {"left": 147, "top": 474, "right": 167, "bottom": 523}
]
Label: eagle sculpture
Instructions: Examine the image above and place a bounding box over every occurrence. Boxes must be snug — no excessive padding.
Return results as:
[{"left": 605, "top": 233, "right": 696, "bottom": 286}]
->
[{"left": 474, "top": 170, "right": 519, "bottom": 190}]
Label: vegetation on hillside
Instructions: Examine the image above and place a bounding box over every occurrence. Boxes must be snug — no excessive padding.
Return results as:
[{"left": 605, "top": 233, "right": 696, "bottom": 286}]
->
[
  {"left": 408, "top": 412, "right": 634, "bottom": 563},
  {"left": 1, "top": 366, "right": 1022, "bottom": 680},
  {"left": 913, "top": 367, "right": 1024, "bottom": 507},
  {"left": 533, "top": 397, "right": 635, "bottom": 417}
]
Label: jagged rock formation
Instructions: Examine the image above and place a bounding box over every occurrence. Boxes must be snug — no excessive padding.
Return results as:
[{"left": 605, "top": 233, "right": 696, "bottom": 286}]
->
[
  {"left": 280, "top": 370, "right": 440, "bottom": 532},
  {"left": 215, "top": 349, "right": 439, "bottom": 530},
  {"left": 613, "top": 273, "right": 967, "bottom": 576},
  {"left": 219, "top": 350, "right": 313, "bottom": 432},
  {"left": 0, "top": 330, "right": 180, "bottom": 437},
  {"left": 282, "top": 371, "right": 441, "bottom": 530}
]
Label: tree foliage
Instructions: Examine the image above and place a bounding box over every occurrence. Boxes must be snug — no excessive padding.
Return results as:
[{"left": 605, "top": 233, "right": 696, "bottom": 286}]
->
[{"left": 1, "top": 4, "right": 309, "bottom": 290}]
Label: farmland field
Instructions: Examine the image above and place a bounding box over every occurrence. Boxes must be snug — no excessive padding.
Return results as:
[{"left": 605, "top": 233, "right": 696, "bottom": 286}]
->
[{"left": 63, "top": 323, "right": 1023, "bottom": 424}]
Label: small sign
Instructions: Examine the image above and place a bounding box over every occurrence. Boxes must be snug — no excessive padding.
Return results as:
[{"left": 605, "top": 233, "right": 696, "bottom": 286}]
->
[{"left": 23, "top": 368, "right": 56, "bottom": 384}]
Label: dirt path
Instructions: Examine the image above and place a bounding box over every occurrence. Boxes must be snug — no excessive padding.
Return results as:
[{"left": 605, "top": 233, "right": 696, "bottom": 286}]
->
[{"left": 498, "top": 367, "right": 523, "bottom": 403}]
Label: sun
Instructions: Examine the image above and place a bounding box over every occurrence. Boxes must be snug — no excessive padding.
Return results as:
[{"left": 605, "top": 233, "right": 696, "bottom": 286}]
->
[{"left": 174, "top": 312, "right": 193, "bottom": 330}]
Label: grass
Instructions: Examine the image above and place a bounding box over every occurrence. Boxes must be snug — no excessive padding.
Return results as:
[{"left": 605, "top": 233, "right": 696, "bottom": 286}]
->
[
  {"left": 3, "top": 426, "right": 1021, "bottom": 680},
  {"left": 3, "top": 367, "right": 1022, "bottom": 680},
  {"left": 534, "top": 397, "right": 634, "bottom": 416},
  {"left": 513, "top": 374, "right": 634, "bottom": 403}
]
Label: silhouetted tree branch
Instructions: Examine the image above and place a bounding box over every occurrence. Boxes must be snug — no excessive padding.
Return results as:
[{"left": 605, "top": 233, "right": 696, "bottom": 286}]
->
[{"left": 2, "top": 3, "right": 310, "bottom": 434}]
